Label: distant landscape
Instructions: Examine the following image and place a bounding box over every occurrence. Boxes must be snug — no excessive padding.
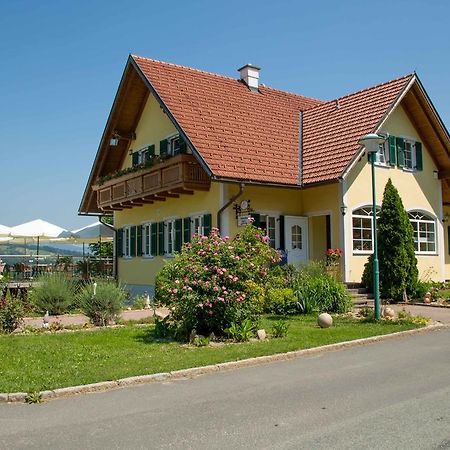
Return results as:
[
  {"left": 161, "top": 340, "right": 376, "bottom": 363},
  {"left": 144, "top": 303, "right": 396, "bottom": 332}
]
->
[{"left": 0, "top": 243, "right": 84, "bottom": 265}]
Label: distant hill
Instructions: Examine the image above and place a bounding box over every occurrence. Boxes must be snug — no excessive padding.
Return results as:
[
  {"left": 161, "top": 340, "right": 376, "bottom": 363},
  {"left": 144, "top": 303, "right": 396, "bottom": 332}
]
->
[{"left": 0, "top": 243, "right": 84, "bottom": 257}]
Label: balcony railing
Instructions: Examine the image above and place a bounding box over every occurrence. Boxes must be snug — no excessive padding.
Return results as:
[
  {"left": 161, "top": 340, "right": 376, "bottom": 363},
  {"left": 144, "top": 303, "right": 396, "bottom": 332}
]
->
[{"left": 93, "top": 154, "right": 210, "bottom": 210}]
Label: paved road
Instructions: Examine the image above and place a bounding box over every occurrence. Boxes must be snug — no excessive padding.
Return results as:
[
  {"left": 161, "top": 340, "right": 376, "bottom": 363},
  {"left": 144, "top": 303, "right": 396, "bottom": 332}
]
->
[{"left": 1, "top": 328, "right": 450, "bottom": 450}]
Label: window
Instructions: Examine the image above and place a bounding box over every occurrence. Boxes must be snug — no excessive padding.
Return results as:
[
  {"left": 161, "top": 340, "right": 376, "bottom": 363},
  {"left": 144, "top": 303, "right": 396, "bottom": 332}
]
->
[
  {"left": 132, "top": 145, "right": 155, "bottom": 167},
  {"left": 192, "top": 215, "right": 204, "bottom": 237},
  {"left": 123, "top": 226, "right": 131, "bottom": 257},
  {"left": 403, "top": 140, "right": 415, "bottom": 170},
  {"left": 169, "top": 136, "right": 181, "bottom": 156},
  {"left": 375, "top": 134, "right": 389, "bottom": 165},
  {"left": 165, "top": 220, "right": 175, "bottom": 255},
  {"left": 291, "top": 225, "right": 302, "bottom": 249},
  {"left": 260, "top": 215, "right": 278, "bottom": 248},
  {"left": 408, "top": 211, "right": 436, "bottom": 253},
  {"left": 142, "top": 223, "right": 152, "bottom": 257},
  {"left": 352, "top": 207, "right": 380, "bottom": 252}
]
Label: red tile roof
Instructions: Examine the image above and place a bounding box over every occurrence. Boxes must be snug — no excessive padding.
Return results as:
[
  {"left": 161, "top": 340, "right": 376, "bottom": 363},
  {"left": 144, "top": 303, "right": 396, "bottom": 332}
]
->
[
  {"left": 132, "top": 55, "right": 413, "bottom": 186},
  {"left": 302, "top": 74, "right": 414, "bottom": 184},
  {"left": 133, "top": 56, "right": 322, "bottom": 185}
]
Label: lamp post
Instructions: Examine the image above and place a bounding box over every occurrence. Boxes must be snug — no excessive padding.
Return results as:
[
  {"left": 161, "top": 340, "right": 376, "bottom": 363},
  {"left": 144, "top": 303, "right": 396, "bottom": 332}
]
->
[{"left": 358, "top": 133, "right": 385, "bottom": 321}]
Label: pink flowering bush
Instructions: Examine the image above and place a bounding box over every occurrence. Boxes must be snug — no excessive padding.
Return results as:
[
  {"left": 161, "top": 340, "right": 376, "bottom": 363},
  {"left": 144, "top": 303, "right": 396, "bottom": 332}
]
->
[{"left": 154, "top": 224, "right": 280, "bottom": 339}]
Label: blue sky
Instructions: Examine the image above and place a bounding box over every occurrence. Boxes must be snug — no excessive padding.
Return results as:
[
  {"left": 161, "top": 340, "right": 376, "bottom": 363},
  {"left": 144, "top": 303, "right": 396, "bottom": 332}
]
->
[{"left": 1, "top": 0, "right": 449, "bottom": 229}]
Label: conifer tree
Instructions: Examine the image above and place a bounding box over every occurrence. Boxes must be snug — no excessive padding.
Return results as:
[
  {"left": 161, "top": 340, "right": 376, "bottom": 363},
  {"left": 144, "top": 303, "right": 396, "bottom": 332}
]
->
[{"left": 377, "top": 179, "right": 418, "bottom": 300}]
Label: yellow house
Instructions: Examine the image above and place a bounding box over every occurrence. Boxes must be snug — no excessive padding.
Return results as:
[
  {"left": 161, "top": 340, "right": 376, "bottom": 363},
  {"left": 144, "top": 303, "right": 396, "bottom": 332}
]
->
[{"left": 79, "top": 55, "right": 450, "bottom": 295}]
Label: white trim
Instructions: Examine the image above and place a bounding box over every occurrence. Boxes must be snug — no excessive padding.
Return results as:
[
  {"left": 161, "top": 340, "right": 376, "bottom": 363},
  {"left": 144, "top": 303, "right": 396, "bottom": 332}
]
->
[
  {"left": 141, "top": 221, "right": 154, "bottom": 258},
  {"left": 438, "top": 181, "right": 446, "bottom": 281},
  {"left": 341, "top": 75, "right": 417, "bottom": 180},
  {"left": 340, "top": 179, "right": 350, "bottom": 281},
  {"left": 219, "top": 183, "right": 230, "bottom": 237},
  {"left": 407, "top": 209, "right": 438, "bottom": 256},
  {"left": 256, "top": 211, "right": 281, "bottom": 249}
]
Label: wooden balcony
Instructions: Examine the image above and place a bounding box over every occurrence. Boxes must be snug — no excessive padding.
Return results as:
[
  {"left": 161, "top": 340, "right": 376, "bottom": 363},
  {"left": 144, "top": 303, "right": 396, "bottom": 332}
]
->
[{"left": 93, "top": 154, "right": 211, "bottom": 211}]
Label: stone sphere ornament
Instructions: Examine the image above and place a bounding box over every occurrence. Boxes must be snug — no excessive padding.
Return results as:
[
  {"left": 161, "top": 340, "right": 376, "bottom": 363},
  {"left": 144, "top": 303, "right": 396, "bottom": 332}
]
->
[
  {"left": 383, "top": 307, "right": 395, "bottom": 319},
  {"left": 318, "top": 313, "right": 333, "bottom": 328}
]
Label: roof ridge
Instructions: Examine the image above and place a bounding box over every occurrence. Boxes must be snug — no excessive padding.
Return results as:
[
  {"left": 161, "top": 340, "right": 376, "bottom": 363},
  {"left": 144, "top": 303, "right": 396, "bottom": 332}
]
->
[
  {"left": 132, "top": 54, "right": 323, "bottom": 104},
  {"left": 131, "top": 54, "right": 238, "bottom": 82},
  {"left": 334, "top": 72, "right": 415, "bottom": 102}
]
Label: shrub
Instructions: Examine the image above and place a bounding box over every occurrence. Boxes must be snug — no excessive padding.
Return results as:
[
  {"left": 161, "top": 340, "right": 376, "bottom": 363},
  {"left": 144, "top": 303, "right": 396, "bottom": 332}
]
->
[
  {"left": 271, "top": 320, "right": 290, "bottom": 338},
  {"left": 265, "top": 288, "right": 297, "bottom": 314},
  {"left": 29, "top": 274, "right": 75, "bottom": 315},
  {"left": 0, "top": 291, "right": 24, "bottom": 333},
  {"left": 154, "top": 316, "right": 173, "bottom": 339},
  {"left": 377, "top": 179, "right": 418, "bottom": 300},
  {"left": 226, "top": 319, "right": 255, "bottom": 342},
  {"left": 296, "top": 262, "right": 352, "bottom": 313},
  {"left": 77, "top": 280, "right": 126, "bottom": 326},
  {"left": 361, "top": 255, "right": 373, "bottom": 292},
  {"left": 154, "top": 224, "right": 279, "bottom": 339}
]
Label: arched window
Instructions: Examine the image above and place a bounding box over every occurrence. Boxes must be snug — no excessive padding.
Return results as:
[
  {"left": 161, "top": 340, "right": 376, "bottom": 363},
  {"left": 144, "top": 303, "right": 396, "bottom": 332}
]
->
[
  {"left": 408, "top": 211, "right": 436, "bottom": 253},
  {"left": 352, "top": 207, "right": 380, "bottom": 252}
]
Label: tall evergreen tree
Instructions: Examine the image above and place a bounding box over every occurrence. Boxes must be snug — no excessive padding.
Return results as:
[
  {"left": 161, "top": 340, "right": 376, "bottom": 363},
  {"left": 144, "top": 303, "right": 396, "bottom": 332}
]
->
[{"left": 377, "top": 179, "right": 418, "bottom": 300}]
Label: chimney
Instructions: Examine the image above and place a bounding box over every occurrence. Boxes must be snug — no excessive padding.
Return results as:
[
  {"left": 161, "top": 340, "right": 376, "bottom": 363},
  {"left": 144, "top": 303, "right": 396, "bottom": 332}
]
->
[{"left": 238, "top": 64, "right": 261, "bottom": 92}]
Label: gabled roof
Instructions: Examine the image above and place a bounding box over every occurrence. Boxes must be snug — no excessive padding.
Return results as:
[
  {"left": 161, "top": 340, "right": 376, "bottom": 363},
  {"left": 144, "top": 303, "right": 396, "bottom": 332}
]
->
[
  {"left": 132, "top": 56, "right": 323, "bottom": 184},
  {"left": 302, "top": 74, "right": 414, "bottom": 184},
  {"left": 79, "top": 55, "right": 450, "bottom": 213}
]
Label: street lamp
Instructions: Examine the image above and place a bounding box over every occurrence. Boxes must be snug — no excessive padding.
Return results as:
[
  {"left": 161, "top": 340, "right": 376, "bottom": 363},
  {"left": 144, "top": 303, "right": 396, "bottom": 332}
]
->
[{"left": 358, "top": 133, "right": 385, "bottom": 321}]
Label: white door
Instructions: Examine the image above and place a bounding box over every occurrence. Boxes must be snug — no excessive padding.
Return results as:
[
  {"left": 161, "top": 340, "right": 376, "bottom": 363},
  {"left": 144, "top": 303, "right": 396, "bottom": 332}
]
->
[{"left": 285, "top": 216, "right": 308, "bottom": 265}]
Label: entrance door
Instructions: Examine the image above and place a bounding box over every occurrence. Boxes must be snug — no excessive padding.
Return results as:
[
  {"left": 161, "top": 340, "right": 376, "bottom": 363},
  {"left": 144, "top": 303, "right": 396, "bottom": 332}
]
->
[{"left": 285, "top": 216, "right": 308, "bottom": 265}]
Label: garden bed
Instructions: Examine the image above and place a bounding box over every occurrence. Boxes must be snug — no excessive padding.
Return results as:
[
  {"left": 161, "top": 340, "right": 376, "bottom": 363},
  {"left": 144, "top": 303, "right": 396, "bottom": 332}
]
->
[{"left": 0, "top": 314, "right": 423, "bottom": 393}]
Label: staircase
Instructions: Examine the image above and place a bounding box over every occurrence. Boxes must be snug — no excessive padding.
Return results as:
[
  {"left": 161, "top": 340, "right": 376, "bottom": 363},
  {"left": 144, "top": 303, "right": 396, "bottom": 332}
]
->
[{"left": 345, "top": 283, "right": 374, "bottom": 309}]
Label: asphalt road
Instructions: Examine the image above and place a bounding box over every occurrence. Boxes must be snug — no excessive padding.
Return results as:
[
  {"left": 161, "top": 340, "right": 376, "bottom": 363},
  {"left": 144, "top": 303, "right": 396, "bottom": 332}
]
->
[{"left": 1, "top": 328, "right": 450, "bottom": 450}]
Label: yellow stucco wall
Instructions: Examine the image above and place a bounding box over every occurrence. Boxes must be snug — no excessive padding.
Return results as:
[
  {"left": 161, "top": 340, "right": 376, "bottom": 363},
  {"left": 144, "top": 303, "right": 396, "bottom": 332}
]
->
[
  {"left": 115, "top": 182, "right": 221, "bottom": 288},
  {"left": 122, "top": 93, "right": 178, "bottom": 170},
  {"left": 444, "top": 205, "right": 450, "bottom": 279},
  {"left": 344, "top": 104, "right": 444, "bottom": 282}
]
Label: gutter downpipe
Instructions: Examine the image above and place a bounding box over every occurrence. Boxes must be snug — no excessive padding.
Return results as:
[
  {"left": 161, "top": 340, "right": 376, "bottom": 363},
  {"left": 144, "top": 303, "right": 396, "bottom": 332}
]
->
[{"left": 217, "top": 182, "right": 245, "bottom": 234}]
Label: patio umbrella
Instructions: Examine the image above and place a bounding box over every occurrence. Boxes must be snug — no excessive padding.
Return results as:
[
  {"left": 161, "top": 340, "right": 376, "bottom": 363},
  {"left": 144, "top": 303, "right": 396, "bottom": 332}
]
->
[
  {"left": 9, "top": 219, "right": 70, "bottom": 269},
  {"left": 0, "top": 224, "right": 11, "bottom": 238},
  {"left": 71, "top": 221, "right": 114, "bottom": 244}
]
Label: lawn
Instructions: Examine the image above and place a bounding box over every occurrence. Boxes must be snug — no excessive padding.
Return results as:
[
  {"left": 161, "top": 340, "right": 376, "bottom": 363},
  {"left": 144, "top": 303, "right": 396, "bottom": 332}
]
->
[{"left": 0, "top": 315, "right": 421, "bottom": 393}]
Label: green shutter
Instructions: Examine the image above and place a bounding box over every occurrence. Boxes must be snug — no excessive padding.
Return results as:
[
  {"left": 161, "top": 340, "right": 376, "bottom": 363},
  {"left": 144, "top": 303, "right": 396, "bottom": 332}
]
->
[
  {"left": 396, "top": 137, "right": 405, "bottom": 168},
  {"left": 158, "top": 222, "right": 165, "bottom": 255},
  {"left": 179, "top": 138, "right": 187, "bottom": 154},
  {"left": 279, "top": 215, "right": 285, "bottom": 250},
  {"left": 160, "top": 139, "right": 168, "bottom": 157},
  {"left": 183, "top": 217, "right": 191, "bottom": 243},
  {"left": 174, "top": 219, "right": 182, "bottom": 252},
  {"left": 145, "top": 144, "right": 155, "bottom": 163},
  {"left": 251, "top": 213, "right": 261, "bottom": 228},
  {"left": 151, "top": 223, "right": 158, "bottom": 256},
  {"left": 388, "top": 135, "right": 397, "bottom": 166},
  {"left": 136, "top": 225, "right": 143, "bottom": 256},
  {"left": 116, "top": 228, "right": 123, "bottom": 258},
  {"left": 132, "top": 152, "right": 139, "bottom": 166},
  {"left": 203, "top": 213, "right": 212, "bottom": 236},
  {"left": 415, "top": 141, "right": 423, "bottom": 171},
  {"left": 130, "top": 226, "right": 137, "bottom": 257}
]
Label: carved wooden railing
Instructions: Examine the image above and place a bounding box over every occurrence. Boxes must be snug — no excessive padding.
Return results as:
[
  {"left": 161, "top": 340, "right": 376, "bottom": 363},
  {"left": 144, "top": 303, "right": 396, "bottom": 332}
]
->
[{"left": 93, "top": 154, "right": 210, "bottom": 210}]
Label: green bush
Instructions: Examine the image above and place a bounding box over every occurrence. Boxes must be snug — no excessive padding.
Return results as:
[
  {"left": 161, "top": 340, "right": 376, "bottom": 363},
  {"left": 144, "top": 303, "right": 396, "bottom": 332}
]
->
[
  {"left": 361, "top": 255, "right": 373, "bottom": 292},
  {"left": 295, "top": 262, "right": 352, "bottom": 313},
  {"left": 226, "top": 319, "right": 255, "bottom": 342},
  {"left": 271, "top": 320, "right": 290, "bottom": 338},
  {"left": 154, "top": 224, "right": 279, "bottom": 339},
  {"left": 265, "top": 288, "right": 297, "bottom": 314},
  {"left": 77, "top": 280, "right": 126, "bottom": 326},
  {"left": 0, "top": 291, "right": 24, "bottom": 333},
  {"left": 29, "top": 274, "right": 75, "bottom": 315}
]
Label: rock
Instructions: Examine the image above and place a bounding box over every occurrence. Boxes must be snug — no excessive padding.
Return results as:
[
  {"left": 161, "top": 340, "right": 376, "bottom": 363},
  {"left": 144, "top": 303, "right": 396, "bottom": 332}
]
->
[
  {"left": 318, "top": 313, "right": 333, "bottom": 328},
  {"left": 257, "top": 329, "right": 266, "bottom": 340},
  {"left": 384, "top": 307, "right": 395, "bottom": 319}
]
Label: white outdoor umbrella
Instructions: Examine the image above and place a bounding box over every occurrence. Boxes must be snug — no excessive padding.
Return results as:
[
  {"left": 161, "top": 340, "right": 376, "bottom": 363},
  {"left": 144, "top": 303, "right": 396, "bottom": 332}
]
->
[
  {"left": 71, "top": 222, "right": 114, "bottom": 244},
  {"left": 0, "top": 224, "right": 11, "bottom": 238},
  {"left": 9, "top": 219, "right": 70, "bottom": 265}
]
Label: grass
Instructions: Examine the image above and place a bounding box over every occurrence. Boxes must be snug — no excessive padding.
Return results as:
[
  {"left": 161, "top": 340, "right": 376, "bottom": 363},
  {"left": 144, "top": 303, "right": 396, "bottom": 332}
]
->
[{"left": 0, "top": 315, "right": 422, "bottom": 393}]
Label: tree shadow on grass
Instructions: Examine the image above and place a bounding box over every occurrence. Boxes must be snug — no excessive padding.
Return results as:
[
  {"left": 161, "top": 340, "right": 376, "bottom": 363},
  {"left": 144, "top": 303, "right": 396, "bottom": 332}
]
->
[{"left": 134, "top": 328, "right": 175, "bottom": 345}]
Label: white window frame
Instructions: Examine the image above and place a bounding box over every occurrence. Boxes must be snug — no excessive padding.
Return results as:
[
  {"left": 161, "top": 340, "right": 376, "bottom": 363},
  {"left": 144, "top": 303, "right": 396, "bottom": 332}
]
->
[
  {"left": 123, "top": 226, "right": 132, "bottom": 259},
  {"left": 408, "top": 211, "right": 437, "bottom": 255},
  {"left": 165, "top": 133, "right": 181, "bottom": 157},
  {"left": 403, "top": 138, "right": 416, "bottom": 171},
  {"left": 165, "top": 219, "right": 176, "bottom": 256},
  {"left": 258, "top": 213, "right": 279, "bottom": 249},
  {"left": 374, "top": 133, "right": 389, "bottom": 167},
  {"left": 142, "top": 222, "right": 153, "bottom": 258},
  {"left": 191, "top": 215, "right": 204, "bottom": 237},
  {"left": 352, "top": 206, "right": 380, "bottom": 254}
]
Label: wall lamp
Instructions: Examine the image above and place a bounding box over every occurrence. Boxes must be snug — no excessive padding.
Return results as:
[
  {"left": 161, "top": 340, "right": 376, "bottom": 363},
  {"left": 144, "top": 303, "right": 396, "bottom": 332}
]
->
[
  {"left": 109, "top": 130, "right": 136, "bottom": 147},
  {"left": 340, "top": 205, "right": 348, "bottom": 216}
]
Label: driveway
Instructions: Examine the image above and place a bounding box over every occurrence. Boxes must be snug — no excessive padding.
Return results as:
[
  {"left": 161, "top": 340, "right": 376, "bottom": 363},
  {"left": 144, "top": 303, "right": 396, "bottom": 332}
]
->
[
  {"left": 1, "top": 327, "right": 450, "bottom": 449},
  {"left": 391, "top": 303, "right": 450, "bottom": 323}
]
